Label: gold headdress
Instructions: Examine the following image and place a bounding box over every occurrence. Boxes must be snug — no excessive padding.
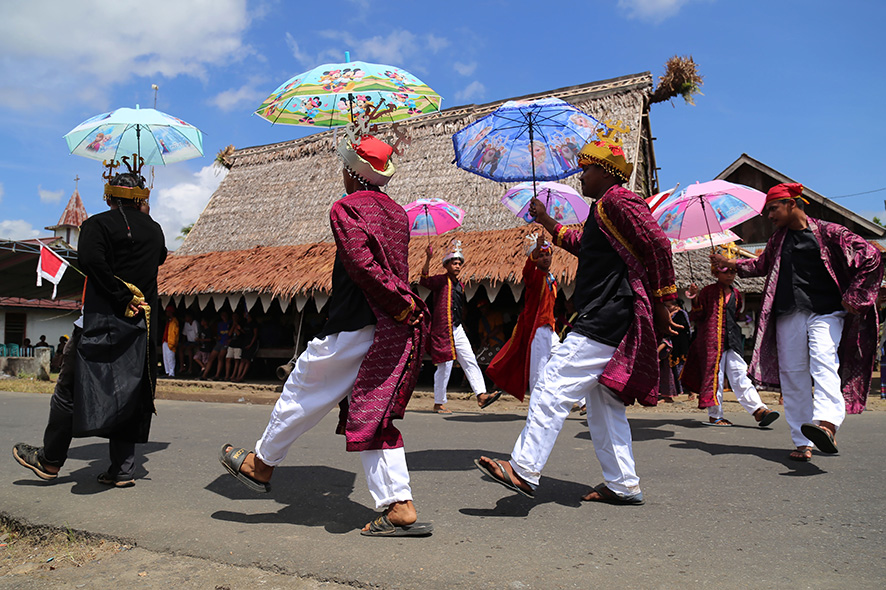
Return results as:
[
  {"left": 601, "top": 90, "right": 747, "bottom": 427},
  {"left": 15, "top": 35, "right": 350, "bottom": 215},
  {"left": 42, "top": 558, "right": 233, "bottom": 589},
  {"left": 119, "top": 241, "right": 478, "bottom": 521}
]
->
[
  {"left": 102, "top": 155, "right": 150, "bottom": 204},
  {"left": 577, "top": 120, "right": 634, "bottom": 182}
]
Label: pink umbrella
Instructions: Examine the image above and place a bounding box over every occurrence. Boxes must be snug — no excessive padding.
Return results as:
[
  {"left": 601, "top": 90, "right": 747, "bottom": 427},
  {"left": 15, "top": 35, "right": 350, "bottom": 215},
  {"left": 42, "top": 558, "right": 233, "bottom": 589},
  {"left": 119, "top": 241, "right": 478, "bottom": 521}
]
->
[
  {"left": 404, "top": 198, "right": 465, "bottom": 237},
  {"left": 652, "top": 180, "right": 765, "bottom": 245}
]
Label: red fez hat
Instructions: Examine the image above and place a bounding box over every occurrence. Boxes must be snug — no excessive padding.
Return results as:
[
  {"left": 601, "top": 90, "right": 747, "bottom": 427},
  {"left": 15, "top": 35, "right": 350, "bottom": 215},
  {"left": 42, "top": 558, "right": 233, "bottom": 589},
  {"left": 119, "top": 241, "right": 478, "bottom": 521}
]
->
[
  {"left": 765, "top": 183, "right": 804, "bottom": 204},
  {"left": 354, "top": 136, "right": 393, "bottom": 173}
]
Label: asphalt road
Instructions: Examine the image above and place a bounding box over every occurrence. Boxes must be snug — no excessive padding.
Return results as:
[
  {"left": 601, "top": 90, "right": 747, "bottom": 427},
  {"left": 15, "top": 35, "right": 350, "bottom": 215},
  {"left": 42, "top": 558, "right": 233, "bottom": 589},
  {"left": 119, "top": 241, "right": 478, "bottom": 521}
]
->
[{"left": 1, "top": 391, "right": 884, "bottom": 589}]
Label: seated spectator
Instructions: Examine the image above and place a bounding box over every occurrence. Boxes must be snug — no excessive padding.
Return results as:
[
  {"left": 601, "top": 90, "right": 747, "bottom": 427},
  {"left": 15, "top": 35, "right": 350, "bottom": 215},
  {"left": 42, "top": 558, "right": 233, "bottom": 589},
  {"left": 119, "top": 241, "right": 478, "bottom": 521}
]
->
[
  {"left": 225, "top": 311, "right": 245, "bottom": 381},
  {"left": 233, "top": 310, "right": 259, "bottom": 382},
  {"left": 193, "top": 317, "right": 215, "bottom": 376},
  {"left": 201, "top": 309, "right": 231, "bottom": 380},
  {"left": 50, "top": 336, "right": 69, "bottom": 372},
  {"left": 34, "top": 335, "right": 51, "bottom": 348}
]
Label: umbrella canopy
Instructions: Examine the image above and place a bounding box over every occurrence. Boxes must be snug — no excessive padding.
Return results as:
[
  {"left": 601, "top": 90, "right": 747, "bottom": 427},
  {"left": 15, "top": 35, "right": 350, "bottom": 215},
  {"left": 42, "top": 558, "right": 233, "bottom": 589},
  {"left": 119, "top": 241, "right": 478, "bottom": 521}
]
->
[
  {"left": 669, "top": 230, "right": 741, "bottom": 253},
  {"left": 452, "top": 97, "right": 600, "bottom": 183},
  {"left": 64, "top": 106, "right": 204, "bottom": 166},
  {"left": 255, "top": 60, "right": 442, "bottom": 127},
  {"left": 502, "top": 181, "right": 590, "bottom": 225},
  {"left": 404, "top": 198, "right": 465, "bottom": 236},
  {"left": 652, "top": 180, "right": 765, "bottom": 241}
]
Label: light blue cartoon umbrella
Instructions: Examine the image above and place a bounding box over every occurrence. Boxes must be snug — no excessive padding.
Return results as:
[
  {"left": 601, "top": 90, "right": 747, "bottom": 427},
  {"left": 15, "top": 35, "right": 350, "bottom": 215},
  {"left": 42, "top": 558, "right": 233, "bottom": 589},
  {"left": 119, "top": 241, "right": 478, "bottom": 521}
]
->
[{"left": 64, "top": 106, "right": 204, "bottom": 166}]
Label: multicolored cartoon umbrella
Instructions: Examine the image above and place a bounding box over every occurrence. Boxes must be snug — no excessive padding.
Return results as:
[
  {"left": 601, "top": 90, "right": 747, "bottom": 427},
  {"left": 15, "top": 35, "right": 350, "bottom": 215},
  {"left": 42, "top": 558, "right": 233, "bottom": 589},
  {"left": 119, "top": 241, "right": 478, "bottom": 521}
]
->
[
  {"left": 64, "top": 106, "right": 204, "bottom": 166},
  {"left": 652, "top": 180, "right": 765, "bottom": 245},
  {"left": 404, "top": 198, "right": 465, "bottom": 237},
  {"left": 502, "top": 181, "right": 590, "bottom": 225},
  {"left": 255, "top": 60, "right": 442, "bottom": 127},
  {"left": 452, "top": 97, "right": 601, "bottom": 186}
]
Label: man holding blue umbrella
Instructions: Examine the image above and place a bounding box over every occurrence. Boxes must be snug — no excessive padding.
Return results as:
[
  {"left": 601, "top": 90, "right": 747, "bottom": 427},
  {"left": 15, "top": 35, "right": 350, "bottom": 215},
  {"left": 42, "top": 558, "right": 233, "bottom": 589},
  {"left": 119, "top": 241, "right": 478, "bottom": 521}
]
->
[{"left": 475, "top": 128, "right": 680, "bottom": 505}]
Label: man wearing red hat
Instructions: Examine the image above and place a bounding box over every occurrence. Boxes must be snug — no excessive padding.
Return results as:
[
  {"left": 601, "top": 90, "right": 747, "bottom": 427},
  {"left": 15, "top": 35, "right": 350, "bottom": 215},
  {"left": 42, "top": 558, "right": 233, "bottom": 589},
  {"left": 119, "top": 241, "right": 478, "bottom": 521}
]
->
[
  {"left": 475, "top": 126, "right": 680, "bottom": 505},
  {"left": 712, "top": 182, "right": 882, "bottom": 461},
  {"left": 219, "top": 133, "right": 433, "bottom": 536}
]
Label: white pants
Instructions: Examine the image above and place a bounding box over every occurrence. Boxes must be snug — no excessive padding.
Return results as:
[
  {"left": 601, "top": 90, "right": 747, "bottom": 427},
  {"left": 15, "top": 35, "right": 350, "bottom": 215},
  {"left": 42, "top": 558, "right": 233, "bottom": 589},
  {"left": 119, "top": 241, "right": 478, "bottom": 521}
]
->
[
  {"left": 776, "top": 310, "right": 846, "bottom": 448},
  {"left": 708, "top": 349, "right": 765, "bottom": 420},
  {"left": 510, "top": 332, "right": 640, "bottom": 496},
  {"left": 529, "top": 325, "right": 558, "bottom": 394},
  {"left": 433, "top": 324, "right": 486, "bottom": 404},
  {"left": 255, "top": 326, "right": 412, "bottom": 509},
  {"left": 161, "top": 342, "right": 176, "bottom": 377}
]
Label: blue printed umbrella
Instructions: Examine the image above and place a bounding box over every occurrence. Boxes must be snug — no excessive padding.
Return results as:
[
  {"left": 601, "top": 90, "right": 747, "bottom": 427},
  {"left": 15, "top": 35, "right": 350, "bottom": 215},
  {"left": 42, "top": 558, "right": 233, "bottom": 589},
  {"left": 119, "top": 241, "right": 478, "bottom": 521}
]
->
[
  {"left": 64, "top": 106, "right": 204, "bottom": 166},
  {"left": 452, "top": 97, "right": 601, "bottom": 191}
]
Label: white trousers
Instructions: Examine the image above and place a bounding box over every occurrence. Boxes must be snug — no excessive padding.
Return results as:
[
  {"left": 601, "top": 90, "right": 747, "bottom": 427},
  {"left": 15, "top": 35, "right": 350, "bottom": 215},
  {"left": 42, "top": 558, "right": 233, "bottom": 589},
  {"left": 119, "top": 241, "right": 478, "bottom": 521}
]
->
[
  {"left": 255, "top": 326, "right": 412, "bottom": 509},
  {"left": 433, "top": 324, "right": 486, "bottom": 404},
  {"left": 529, "top": 325, "right": 558, "bottom": 394},
  {"left": 161, "top": 342, "right": 176, "bottom": 376},
  {"left": 510, "top": 332, "right": 640, "bottom": 496},
  {"left": 775, "top": 310, "right": 846, "bottom": 447},
  {"left": 708, "top": 349, "right": 765, "bottom": 420}
]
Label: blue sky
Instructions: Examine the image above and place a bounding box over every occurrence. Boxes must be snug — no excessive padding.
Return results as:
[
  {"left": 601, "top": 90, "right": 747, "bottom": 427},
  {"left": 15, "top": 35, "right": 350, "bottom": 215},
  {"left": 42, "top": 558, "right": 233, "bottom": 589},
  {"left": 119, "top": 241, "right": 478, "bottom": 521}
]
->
[{"left": 1, "top": 0, "right": 884, "bottom": 250}]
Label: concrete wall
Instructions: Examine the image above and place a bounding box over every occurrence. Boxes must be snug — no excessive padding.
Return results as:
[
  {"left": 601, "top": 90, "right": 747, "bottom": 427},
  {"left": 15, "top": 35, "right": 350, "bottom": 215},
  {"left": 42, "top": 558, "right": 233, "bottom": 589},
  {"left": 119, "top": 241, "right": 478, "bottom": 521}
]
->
[
  {"left": 0, "top": 348, "right": 50, "bottom": 380},
  {"left": 1, "top": 306, "right": 79, "bottom": 349}
]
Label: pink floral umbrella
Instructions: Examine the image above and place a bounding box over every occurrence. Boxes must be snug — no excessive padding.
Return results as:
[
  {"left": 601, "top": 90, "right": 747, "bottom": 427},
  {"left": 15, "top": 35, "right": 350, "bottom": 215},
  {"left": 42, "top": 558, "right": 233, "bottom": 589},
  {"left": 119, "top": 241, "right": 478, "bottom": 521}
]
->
[{"left": 403, "top": 198, "right": 465, "bottom": 238}]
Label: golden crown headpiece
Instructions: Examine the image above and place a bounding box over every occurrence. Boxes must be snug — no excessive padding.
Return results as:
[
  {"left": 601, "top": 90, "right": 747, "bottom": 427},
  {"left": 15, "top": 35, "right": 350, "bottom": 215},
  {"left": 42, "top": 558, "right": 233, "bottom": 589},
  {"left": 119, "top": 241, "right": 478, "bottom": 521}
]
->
[
  {"left": 102, "top": 154, "right": 150, "bottom": 203},
  {"left": 577, "top": 119, "right": 633, "bottom": 182}
]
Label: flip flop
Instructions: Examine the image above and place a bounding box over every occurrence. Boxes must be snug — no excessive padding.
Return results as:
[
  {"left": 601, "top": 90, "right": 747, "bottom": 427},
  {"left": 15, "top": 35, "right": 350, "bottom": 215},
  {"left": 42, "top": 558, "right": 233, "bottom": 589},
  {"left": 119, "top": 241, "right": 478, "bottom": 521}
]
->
[
  {"left": 704, "top": 418, "right": 733, "bottom": 427},
  {"left": 479, "top": 391, "right": 502, "bottom": 409},
  {"left": 788, "top": 447, "right": 812, "bottom": 462},
  {"left": 801, "top": 423, "right": 838, "bottom": 454},
  {"left": 473, "top": 458, "right": 535, "bottom": 498},
  {"left": 581, "top": 483, "right": 645, "bottom": 506},
  {"left": 360, "top": 513, "right": 433, "bottom": 537},
  {"left": 757, "top": 409, "right": 781, "bottom": 428},
  {"left": 219, "top": 443, "right": 271, "bottom": 493}
]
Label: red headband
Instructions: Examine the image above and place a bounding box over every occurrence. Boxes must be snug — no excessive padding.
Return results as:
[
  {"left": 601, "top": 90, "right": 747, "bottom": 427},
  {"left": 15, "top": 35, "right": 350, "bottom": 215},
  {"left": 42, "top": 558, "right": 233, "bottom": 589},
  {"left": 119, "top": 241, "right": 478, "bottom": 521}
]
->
[{"left": 765, "top": 183, "right": 804, "bottom": 204}]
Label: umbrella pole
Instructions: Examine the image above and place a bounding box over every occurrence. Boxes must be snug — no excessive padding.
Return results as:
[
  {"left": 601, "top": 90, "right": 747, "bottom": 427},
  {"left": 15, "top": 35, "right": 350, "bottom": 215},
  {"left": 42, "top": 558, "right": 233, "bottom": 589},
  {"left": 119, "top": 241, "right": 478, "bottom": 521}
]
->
[
  {"left": 425, "top": 205, "right": 431, "bottom": 248},
  {"left": 700, "top": 198, "right": 717, "bottom": 252},
  {"left": 528, "top": 116, "right": 537, "bottom": 199}
]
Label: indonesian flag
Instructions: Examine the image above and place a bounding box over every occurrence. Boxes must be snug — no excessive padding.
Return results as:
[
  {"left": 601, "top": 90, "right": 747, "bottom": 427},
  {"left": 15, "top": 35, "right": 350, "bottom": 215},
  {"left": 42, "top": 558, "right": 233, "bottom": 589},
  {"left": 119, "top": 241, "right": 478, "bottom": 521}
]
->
[
  {"left": 36, "top": 244, "right": 69, "bottom": 299},
  {"left": 646, "top": 184, "right": 680, "bottom": 215}
]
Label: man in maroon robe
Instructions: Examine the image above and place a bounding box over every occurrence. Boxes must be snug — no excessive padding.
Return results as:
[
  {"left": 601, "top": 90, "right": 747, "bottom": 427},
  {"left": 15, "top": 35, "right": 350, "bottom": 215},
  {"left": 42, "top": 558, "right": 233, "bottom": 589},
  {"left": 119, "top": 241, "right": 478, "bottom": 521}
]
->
[
  {"left": 476, "top": 127, "right": 680, "bottom": 505},
  {"left": 712, "top": 183, "right": 882, "bottom": 461},
  {"left": 219, "top": 133, "right": 433, "bottom": 536}
]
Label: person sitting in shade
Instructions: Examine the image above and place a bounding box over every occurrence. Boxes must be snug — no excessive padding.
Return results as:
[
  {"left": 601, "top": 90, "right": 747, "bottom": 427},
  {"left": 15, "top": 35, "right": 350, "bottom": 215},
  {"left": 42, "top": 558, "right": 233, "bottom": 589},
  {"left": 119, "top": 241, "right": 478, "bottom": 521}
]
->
[
  {"left": 681, "top": 245, "right": 780, "bottom": 427},
  {"left": 486, "top": 233, "right": 559, "bottom": 402},
  {"left": 161, "top": 304, "right": 179, "bottom": 377},
  {"left": 711, "top": 183, "right": 882, "bottom": 462},
  {"left": 421, "top": 241, "right": 501, "bottom": 413}
]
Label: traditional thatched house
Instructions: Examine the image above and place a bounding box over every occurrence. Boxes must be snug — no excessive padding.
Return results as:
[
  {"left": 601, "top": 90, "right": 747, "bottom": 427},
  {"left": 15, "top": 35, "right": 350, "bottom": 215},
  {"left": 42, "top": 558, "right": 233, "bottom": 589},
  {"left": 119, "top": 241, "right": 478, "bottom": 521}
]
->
[{"left": 161, "top": 72, "right": 660, "bottom": 319}]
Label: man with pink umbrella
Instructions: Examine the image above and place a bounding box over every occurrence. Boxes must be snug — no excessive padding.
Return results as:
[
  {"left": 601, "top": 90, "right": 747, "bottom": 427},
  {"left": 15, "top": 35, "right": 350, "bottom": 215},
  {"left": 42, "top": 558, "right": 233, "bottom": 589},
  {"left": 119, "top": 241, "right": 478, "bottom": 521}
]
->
[
  {"left": 475, "top": 126, "right": 680, "bottom": 505},
  {"left": 712, "top": 183, "right": 882, "bottom": 462}
]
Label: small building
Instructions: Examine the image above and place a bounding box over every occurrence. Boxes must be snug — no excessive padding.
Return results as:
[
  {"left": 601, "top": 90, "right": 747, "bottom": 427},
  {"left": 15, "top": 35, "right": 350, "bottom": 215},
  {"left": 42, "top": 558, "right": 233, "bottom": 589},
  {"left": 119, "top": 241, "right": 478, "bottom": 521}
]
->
[{"left": 45, "top": 184, "right": 88, "bottom": 250}]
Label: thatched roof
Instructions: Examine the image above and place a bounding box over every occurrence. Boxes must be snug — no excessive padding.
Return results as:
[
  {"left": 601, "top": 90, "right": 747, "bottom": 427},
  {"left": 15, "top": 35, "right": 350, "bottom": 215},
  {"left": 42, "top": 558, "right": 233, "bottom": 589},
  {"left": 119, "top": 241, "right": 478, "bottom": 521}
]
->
[
  {"left": 159, "top": 226, "right": 580, "bottom": 311},
  {"left": 175, "top": 72, "right": 656, "bottom": 257}
]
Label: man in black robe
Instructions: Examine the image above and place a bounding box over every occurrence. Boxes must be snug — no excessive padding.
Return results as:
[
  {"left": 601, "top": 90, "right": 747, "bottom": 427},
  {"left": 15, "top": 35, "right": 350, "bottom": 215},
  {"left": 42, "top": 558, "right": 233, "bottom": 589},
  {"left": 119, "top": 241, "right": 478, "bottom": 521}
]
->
[{"left": 13, "top": 162, "right": 166, "bottom": 487}]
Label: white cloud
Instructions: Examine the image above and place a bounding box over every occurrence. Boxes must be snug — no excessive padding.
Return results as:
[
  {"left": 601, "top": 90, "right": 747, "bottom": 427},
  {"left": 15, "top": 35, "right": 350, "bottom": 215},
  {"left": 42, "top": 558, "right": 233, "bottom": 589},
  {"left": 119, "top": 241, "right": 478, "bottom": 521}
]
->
[
  {"left": 0, "top": 0, "right": 254, "bottom": 111},
  {"left": 318, "top": 29, "right": 449, "bottom": 65},
  {"left": 0, "top": 219, "right": 41, "bottom": 240},
  {"left": 38, "top": 185, "right": 64, "bottom": 204},
  {"left": 453, "top": 61, "right": 477, "bottom": 76},
  {"left": 618, "top": 0, "right": 692, "bottom": 22},
  {"left": 455, "top": 81, "right": 486, "bottom": 102},
  {"left": 209, "top": 76, "right": 269, "bottom": 112},
  {"left": 150, "top": 164, "right": 226, "bottom": 250}
]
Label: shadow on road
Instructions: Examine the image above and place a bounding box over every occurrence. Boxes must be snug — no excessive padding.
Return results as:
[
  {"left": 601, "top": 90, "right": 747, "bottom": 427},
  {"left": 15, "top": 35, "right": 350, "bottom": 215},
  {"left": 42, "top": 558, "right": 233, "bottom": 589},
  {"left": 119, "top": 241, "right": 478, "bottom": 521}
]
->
[
  {"left": 667, "top": 438, "right": 827, "bottom": 476},
  {"left": 12, "top": 441, "right": 170, "bottom": 495},
  {"left": 207, "top": 465, "right": 374, "bottom": 534}
]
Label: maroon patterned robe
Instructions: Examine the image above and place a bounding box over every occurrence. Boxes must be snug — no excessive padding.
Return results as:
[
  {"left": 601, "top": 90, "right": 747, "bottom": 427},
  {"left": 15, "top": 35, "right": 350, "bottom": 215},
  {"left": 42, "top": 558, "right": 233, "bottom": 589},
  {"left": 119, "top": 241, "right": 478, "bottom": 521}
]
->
[
  {"left": 329, "top": 190, "right": 429, "bottom": 451},
  {"left": 680, "top": 283, "right": 742, "bottom": 408},
  {"left": 419, "top": 272, "right": 462, "bottom": 364},
  {"left": 552, "top": 185, "right": 677, "bottom": 406},
  {"left": 736, "top": 217, "right": 883, "bottom": 414}
]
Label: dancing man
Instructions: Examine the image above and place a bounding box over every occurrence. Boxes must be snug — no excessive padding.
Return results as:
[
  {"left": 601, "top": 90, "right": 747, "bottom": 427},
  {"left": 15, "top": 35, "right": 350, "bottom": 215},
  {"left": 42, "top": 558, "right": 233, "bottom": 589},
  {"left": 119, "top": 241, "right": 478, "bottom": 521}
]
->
[
  {"left": 681, "top": 246, "right": 780, "bottom": 427},
  {"left": 421, "top": 242, "right": 500, "bottom": 413},
  {"left": 487, "top": 233, "right": 559, "bottom": 402},
  {"left": 711, "top": 183, "right": 882, "bottom": 461},
  {"left": 475, "top": 126, "right": 679, "bottom": 505},
  {"left": 219, "top": 131, "right": 433, "bottom": 536}
]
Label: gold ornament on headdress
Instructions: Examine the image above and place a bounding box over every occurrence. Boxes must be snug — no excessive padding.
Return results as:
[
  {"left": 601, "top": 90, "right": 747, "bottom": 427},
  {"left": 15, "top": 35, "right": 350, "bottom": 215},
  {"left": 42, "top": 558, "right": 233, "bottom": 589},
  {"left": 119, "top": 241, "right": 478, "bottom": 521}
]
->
[
  {"left": 102, "top": 154, "right": 150, "bottom": 203},
  {"left": 577, "top": 120, "right": 634, "bottom": 182}
]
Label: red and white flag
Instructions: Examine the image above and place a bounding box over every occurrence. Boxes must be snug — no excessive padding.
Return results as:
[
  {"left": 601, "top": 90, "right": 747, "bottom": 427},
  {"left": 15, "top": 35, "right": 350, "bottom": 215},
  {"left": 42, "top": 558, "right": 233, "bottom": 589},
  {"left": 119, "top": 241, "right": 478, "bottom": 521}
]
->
[
  {"left": 646, "top": 184, "right": 680, "bottom": 215},
  {"left": 36, "top": 244, "right": 69, "bottom": 299}
]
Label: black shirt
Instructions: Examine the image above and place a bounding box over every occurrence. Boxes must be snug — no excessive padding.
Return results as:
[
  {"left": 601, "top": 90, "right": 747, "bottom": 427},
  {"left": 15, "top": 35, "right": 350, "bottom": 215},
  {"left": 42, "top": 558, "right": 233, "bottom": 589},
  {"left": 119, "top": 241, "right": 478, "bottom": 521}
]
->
[
  {"left": 318, "top": 251, "right": 377, "bottom": 338},
  {"left": 774, "top": 228, "right": 843, "bottom": 317},
  {"left": 451, "top": 280, "right": 465, "bottom": 328},
  {"left": 571, "top": 214, "right": 634, "bottom": 347},
  {"left": 723, "top": 289, "right": 743, "bottom": 354}
]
